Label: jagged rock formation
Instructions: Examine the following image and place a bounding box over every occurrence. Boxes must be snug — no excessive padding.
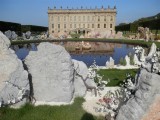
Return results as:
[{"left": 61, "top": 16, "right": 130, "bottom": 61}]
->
[
  {"left": 116, "top": 69, "right": 160, "bottom": 120},
  {"left": 0, "top": 31, "right": 29, "bottom": 107},
  {"left": 25, "top": 42, "right": 74, "bottom": 103},
  {"left": 22, "top": 31, "right": 31, "bottom": 40},
  {"left": 73, "top": 59, "right": 97, "bottom": 97},
  {"left": 4, "top": 30, "right": 17, "bottom": 40},
  {"left": 116, "top": 43, "right": 160, "bottom": 120},
  {"left": 125, "top": 55, "right": 130, "bottom": 66},
  {"left": 106, "top": 57, "right": 114, "bottom": 68},
  {"left": 137, "top": 27, "right": 153, "bottom": 41}
]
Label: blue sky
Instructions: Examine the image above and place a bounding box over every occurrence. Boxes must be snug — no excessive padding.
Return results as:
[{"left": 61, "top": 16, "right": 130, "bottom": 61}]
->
[{"left": 0, "top": 0, "right": 160, "bottom": 26}]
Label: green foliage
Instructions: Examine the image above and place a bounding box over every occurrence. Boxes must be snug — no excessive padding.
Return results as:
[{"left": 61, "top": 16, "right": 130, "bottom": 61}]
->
[
  {"left": 116, "top": 13, "right": 160, "bottom": 32},
  {"left": 97, "top": 69, "right": 138, "bottom": 86},
  {"left": 0, "top": 98, "right": 103, "bottom": 120},
  {"left": 70, "top": 34, "right": 81, "bottom": 38},
  {"left": 0, "top": 21, "right": 21, "bottom": 35},
  {"left": 119, "top": 57, "right": 126, "bottom": 66},
  {"left": 21, "top": 25, "right": 48, "bottom": 33}
]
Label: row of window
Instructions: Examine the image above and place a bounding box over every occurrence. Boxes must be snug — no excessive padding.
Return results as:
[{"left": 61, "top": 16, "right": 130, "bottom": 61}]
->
[
  {"left": 51, "top": 16, "right": 113, "bottom": 22},
  {"left": 52, "top": 23, "right": 112, "bottom": 29}
]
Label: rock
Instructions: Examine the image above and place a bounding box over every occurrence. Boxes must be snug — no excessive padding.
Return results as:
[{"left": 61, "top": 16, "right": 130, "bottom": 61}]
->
[
  {"left": 25, "top": 42, "right": 74, "bottom": 103},
  {"left": 73, "top": 59, "right": 97, "bottom": 97},
  {"left": 125, "top": 55, "right": 130, "bottom": 66},
  {"left": 106, "top": 57, "right": 115, "bottom": 68},
  {"left": 116, "top": 69, "right": 160, "bottom": 120},
  {"left": 79, "top": 35, "right": 84, "bottom": 38},
  {"left": 133, "top": 54, "right": 141, "bottom": 66},
  {"left": 67, "top": 35, "right": 72, "bottom": 39},
  {"left": 115, "top": 32, "right": 123, "bottom": 39},
  {"left": 140, "top": 49, "right": 145, "bottom": 62},
  {"left": 4, "top": 30, "right": 17, "bottom": 40},
  {"left": 25, "top": 31, "right": 31, "bottom": 39},
  {"left": 0, "top": 31, "right": 29, "bottom": 107},
  {"left": 146, "top": 43, "right": 157, "bottom": 61}
]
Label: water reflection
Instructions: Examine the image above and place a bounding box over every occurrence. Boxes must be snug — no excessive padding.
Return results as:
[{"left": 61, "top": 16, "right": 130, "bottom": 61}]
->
[{"left": 11, "top": 42, "right": 135, "bottom": 67}]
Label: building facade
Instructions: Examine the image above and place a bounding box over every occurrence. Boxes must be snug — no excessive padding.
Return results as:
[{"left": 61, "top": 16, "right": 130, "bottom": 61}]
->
[{"left": 48, "top": 6, "right": 117, "bottom": 35}]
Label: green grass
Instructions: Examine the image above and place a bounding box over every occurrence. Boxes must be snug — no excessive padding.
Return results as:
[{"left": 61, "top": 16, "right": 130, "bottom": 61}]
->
[
  {"left": 98, "top": 69, "right": 138, "bottom": 86},
  {"left": 0, "top": 97, "right": 103, "bottom": 120}
]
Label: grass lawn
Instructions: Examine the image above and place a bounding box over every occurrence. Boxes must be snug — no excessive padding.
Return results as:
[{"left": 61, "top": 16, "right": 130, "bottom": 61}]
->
[
  {"left": 0, "top": 98, "right": 103, "bottom": 120},
  {"left": 98, "top": 69, "right": 138, "bottom": 86}
]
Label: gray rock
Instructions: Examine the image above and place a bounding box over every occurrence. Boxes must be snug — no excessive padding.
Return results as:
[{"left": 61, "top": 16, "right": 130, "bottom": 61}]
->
[
  {"left": 73, "top": 59, "right": 97, "bottom": 97},
  {"left": 116, "top": 68, "right": 160, "bottom": 120},
  {"left": 146, "top": 43, "right": 157, "bottom": 61},
  {"left": 0, "top": 31, "right": 29, "bottom": 107},
  {"left": 4, "top": 30, "right": 17, "bottom": 40},
  {"left": 25, "top": 31, "right": 31, "bottom": 39},
  {"left": 106, "top": 57, "right": 114, "bottom": 68},
  {"left": 25, "top": 42, "right": 74, "bottom": 103}
]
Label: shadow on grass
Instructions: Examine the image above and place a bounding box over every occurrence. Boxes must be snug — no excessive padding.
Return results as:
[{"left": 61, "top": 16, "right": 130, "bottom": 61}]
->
[{"left": 81, "top": 113, "right": 95, "bottom": 120}]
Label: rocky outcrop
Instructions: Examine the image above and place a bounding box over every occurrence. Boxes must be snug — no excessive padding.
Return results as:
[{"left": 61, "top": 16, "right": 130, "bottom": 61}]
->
[
  {"left": 25, "top": 42, "right": 74, "bottom": 103},
  {"left": 73, "top": 59, "right": 97, "bottom": 97},
  {"left": 116, "top": 68, "right": 160, "bottom": 120},
  {"left": 106, "top": 57, "right": 114, "bottom": 68},
  {"left": 0, "top": 31, "right": 29, "bottom": 107},
  {"left": 4, "top": 30, "right": 17, "bottom": 40}
]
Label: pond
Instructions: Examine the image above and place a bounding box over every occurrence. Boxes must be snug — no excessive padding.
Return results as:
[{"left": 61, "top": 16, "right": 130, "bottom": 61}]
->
[{"left": 12, "top": 41, "right": 135, "bottom": 67}]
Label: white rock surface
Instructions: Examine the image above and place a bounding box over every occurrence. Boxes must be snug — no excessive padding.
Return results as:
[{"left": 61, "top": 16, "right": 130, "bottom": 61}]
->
[
  {"left": 106, "top": 57, "right": 115, "bottom": 68},
  {"left": 116, "top": 68, "right": 160, "bottom": 120},
  {"left": 125, "top": 55, "right": 130, "bottom": 66},
  {"left": 73, "top": 59, "right": 97, "bottom": 97},
  {"left": 25, "top": 42, "right": 74, "bottom": 103},
  {"left": 146, "top": 43, "right": 157, "bottom": 60},
  {"left": 0, "top": 31, "right": 29, "bottom": 107}
]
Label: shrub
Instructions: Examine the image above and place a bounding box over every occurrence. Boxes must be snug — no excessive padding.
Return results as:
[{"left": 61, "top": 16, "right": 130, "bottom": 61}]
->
[{"left": 119, "top": 57, "right": 126, "bottom": 66}]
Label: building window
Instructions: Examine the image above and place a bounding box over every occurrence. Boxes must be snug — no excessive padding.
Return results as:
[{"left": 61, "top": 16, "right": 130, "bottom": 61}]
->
[
  {"left": 104, "top": 16, "right": 106, "bottom": 21},
  {"left": 74, "top": 24, "right": 76, "bottom": 28},
  {"left": 83, "top": 24, "right": 85, "bottom": 28},
  {"left": 79, "top": 16, "right": 81, "bottom": 21},
  {"left": 110, "top": 16, "right": 113, "bottom": 21},
  {"left": 92, "top": 16, "right": 94, "bottom": 21},
  {"left": 58, "top": 30, "right": 60, "bottom": 33},
  {"left": 52, "top": 24, "right": 54, "bottom": 28},
  {"left": 88, "top": 16, "right": 90, "bottom": 21},
  {"left": 74, "top": 16, "right": 76, "bottom": 21},
  {"left": 98, "top": 24, "right": 100, "bottom": 28},
  {"left": 58, "top": 24, "right": 60, "bottom": 29},
  {"left": 110, "top": 24, "right": 112, "bottom": 28},
  {"left": 64, "top": 24, "right": 66, "bottom": 28},
  {"left": 70, "top": 24, "right": 72, "bottom": 28},
  {"left": 52, "top": 30, "right": 54, "bottom": 33},
  {"left": 64, "top": 16, "right": 66, "bottom": 21},
  {"left": 88, "top": 24, "right": 90, "bottom": 28},
  {"left": 51, "top": 16, "right": 53, "bottom": 21},
  {"left": 83, "top": 16, "right": 85, "bottom": 21},
  {"left": 98, "top": 16, "right": 100, "bottom": 21},
  {"left": 79, "top": 24, "right": 81, "bottom": 28},
  {"left": 92, "top": 24, "right": 94, "bottom": 28},
  {"left": 104, "top": 24, "right": 106, "bottom": 28}
]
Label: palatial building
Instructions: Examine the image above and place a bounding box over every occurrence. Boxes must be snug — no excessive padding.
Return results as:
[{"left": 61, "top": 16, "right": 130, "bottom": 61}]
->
[{"left": 48, "top": 6, "right": 117, "bottom": 35}]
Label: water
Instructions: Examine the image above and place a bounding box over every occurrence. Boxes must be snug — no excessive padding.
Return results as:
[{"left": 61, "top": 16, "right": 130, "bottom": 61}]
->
[{"left": 12, "top": 42, "right": 135, "bottom": 67}]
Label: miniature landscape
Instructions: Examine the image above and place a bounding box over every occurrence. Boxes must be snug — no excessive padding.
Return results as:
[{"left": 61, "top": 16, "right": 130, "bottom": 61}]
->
[{"left": 0, "top": 1, "right": 160, "bottom": 120}]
